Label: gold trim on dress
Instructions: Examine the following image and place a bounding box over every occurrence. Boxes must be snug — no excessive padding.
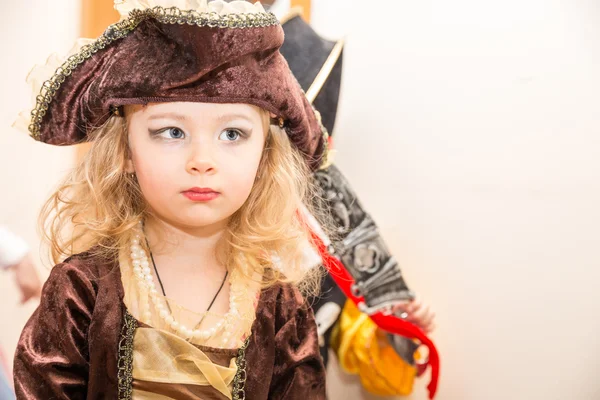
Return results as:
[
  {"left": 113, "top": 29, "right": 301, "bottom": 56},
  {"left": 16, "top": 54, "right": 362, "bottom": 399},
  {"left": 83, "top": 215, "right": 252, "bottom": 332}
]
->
[
  {"left": 232, "top": 337, "right": 250, "bottom": 400},
  {"left": 118, "top": 310, "right": 138, "bottom": 400}
]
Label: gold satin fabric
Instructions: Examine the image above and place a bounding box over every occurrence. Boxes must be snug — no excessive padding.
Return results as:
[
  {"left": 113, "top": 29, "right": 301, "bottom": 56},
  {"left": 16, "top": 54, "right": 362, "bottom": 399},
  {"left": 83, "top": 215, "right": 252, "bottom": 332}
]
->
[
  {"left": 331, "top": 300, "right": 419, "bottom": 396},
  {"left": 118, "top": 250, "right": 261, "bottom": 399},
  {"left": 132, "top": 327, "right": 237, "bottom": 399}
]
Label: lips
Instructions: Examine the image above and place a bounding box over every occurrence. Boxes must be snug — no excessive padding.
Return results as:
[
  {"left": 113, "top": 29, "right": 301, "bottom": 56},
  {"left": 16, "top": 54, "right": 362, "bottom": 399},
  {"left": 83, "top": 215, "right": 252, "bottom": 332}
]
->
[
  {"left": 185, "top": 187, "right": 218, "bottom": 194},
  {"left": 181, "top": 187, "right": 220, "bottom": 202}
]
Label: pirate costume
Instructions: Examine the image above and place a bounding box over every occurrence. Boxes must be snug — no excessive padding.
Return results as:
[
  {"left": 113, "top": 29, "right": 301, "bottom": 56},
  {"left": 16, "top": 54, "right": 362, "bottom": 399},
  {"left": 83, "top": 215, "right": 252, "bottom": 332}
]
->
[{"left": 13, "top": 1, "right": 328, "bottom": 399}]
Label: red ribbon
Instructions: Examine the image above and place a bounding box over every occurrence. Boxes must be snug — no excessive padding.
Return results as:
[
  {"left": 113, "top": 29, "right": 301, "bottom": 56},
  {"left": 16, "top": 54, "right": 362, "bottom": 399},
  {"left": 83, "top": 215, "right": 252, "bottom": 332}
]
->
[{"left": 309, "top": 231, "right": 440, "bottom": 399}]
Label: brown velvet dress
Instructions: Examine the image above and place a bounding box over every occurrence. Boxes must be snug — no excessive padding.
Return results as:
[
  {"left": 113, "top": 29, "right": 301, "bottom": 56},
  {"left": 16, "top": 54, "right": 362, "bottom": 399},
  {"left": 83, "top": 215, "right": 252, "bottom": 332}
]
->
[{"left": 13, "top": 251, "right": 326, "bottom": 399}]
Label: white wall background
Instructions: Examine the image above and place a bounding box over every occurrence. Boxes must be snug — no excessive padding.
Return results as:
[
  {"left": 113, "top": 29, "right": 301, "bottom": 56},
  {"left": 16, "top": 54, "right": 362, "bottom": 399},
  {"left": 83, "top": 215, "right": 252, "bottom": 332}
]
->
[
  {"left": 1, "top": 1, "right": 599, "bottom": 400},
  {"left": 311, "top": 0, "right": 600, "bottom": 399},
  {"left": 0, "top": 0, "right": 78, "bottom": 369}
]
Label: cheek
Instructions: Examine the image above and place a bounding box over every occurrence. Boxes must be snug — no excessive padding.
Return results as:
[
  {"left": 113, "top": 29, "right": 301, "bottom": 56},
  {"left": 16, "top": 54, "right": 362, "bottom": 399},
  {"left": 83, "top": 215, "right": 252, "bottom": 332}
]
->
[
  {"left": 221, "top": 145, "right": 263, "bottom": 200},
  {"left": 131, "top": 145, "right": 180, "bottom": 195}
]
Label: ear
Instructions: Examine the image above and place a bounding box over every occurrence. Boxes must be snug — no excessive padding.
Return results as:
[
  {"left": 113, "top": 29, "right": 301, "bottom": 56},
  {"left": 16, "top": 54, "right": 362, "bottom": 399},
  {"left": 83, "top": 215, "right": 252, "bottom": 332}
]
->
[
  {"left": 124, "top": 160, "right": 135, "bottom": 173},
  {"left": 123, "top": 111, "right": 135, "bottom": 173},
  {"left": 124, "top": 155, "right": 135, "bottom": 173}
]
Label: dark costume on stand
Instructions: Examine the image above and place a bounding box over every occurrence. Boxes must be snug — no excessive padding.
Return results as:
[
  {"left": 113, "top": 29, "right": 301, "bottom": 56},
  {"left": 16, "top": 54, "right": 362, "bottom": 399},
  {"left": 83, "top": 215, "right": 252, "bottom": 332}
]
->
[{"left": 279, "top": 11, "right": 440, "bottom": 398}]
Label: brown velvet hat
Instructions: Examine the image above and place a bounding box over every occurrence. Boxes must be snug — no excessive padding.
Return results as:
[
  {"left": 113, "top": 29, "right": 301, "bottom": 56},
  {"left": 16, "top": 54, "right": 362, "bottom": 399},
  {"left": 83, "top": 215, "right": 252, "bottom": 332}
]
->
[{"left": 17, "top": 0, "right": 327, "bottom": 170}]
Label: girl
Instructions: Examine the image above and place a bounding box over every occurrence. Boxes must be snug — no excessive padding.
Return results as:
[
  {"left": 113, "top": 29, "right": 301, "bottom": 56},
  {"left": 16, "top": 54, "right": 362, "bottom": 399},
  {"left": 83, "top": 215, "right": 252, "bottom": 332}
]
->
[{"left": 13, "top": 1, "right": 328, "bottom": 399}]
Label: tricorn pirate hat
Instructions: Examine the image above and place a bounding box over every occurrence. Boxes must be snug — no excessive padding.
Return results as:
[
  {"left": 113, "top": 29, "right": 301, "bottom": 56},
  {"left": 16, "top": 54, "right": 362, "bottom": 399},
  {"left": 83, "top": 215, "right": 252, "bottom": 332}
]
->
[{"left": 16, "top": 0, "right": 328, "bottom": 170}]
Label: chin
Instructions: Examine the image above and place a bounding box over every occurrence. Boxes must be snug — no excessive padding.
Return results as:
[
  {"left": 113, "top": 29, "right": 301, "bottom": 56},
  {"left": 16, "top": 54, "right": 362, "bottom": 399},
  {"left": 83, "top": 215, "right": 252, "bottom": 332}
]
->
[
  {"left": 149, "top": 202, "right": 237, "bottom": 230},
  {"left": 173, "top": 211, "right": 232, "bottom": 229}
]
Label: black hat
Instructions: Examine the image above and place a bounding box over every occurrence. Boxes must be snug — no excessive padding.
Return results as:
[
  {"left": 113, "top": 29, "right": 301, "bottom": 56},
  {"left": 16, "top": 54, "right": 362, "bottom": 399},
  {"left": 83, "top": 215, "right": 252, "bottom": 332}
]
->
[{"left": 280, "top": 10, "right": 343, "bottom": 136}]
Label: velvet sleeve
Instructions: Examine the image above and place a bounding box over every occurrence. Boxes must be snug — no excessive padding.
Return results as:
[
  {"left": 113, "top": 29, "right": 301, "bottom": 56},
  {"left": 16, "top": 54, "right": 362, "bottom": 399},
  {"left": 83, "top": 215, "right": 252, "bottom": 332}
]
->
[
  {"left": 13, "top": 259, "right": 96, "bottom": 399},
  {"left": 269, "top": 285, "right": 327, "bottom": 399}
]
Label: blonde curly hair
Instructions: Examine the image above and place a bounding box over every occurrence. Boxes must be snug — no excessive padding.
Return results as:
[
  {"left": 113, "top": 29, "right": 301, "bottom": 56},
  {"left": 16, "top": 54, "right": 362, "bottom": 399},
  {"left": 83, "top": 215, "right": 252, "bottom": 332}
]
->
[{"left": 39, "top": 112, "right": 325, "bottom": 297}]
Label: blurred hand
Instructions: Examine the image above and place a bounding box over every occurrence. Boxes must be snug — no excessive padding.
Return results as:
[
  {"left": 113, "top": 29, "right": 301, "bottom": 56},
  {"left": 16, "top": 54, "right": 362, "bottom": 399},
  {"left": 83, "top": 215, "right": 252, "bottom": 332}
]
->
[
  {"left": 9, "top": 255, "right": 42, "bottom": 304},
  {"left": 393, "top": 298, "right": 436, "bottom": 334}
]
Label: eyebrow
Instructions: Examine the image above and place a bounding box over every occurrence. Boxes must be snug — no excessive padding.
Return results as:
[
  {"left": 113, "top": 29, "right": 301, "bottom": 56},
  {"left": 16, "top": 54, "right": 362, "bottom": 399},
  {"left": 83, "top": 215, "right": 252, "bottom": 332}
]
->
[
  {"left": 147, "top": 112, "right": 254, "bottom": 123},
  {"left": 147, "top": 112, "right": 189, "bottom": 122},
  {"left": 214, "top": 113, "right": 254, "bottom": 124}
]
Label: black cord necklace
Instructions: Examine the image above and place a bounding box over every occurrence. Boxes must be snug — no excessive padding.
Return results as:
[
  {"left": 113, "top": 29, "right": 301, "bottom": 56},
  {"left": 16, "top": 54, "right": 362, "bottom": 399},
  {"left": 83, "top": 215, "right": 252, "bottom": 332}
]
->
[{"left": 145, "top": 237, "right": 229, "bottom": 319}]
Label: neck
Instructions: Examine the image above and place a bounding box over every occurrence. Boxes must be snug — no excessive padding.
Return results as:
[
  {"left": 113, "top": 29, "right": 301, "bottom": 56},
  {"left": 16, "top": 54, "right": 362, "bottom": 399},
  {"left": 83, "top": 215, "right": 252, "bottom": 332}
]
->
[{"left": 142, "top": 216, "right": 229, "bottom": 271}]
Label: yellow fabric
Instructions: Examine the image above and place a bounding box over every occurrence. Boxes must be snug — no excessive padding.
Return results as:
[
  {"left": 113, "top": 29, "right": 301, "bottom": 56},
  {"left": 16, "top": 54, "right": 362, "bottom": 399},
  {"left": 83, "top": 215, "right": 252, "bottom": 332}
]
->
[
  {"left": 331, "top": 300, "right": 418, "bottom": 397},
  {"left": 133, "top": 327, "right": 237, "bottom": 399},
  {"left": 129, "top": 390, "right": 171, "bottom": 400},
  {"left": 119, "top": 250, "right": 259, "bottom": 348},
  {"left": 118, "top": 249, "right": 261, "bottom": 399}
]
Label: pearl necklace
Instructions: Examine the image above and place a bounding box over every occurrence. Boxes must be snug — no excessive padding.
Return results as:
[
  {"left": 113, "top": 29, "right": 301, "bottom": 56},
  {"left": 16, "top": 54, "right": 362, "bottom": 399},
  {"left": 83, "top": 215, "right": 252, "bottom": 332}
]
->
[{"left": 129, "top": 231, "right": 240, "bottom": 346}]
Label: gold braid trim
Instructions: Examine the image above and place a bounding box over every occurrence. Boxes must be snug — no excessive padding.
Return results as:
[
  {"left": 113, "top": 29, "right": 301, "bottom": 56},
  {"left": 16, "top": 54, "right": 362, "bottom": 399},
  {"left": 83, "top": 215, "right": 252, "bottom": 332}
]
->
[
  {"left": 232, "top": 337, "right": 250, "bottom": 400},
  {"left": 26, "top": 6, "right": 278, "bottom": 140},
  {"left": 117, "top": 310, "right": 138, "bottom": 400}
]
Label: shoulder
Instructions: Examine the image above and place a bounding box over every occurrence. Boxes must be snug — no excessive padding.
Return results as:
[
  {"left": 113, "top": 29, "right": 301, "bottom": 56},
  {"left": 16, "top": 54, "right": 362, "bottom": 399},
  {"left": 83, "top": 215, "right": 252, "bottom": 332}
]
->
[
  {"left": 262, "top": 281, "right": 306, "bottom": 308},
  {"left": 47, "top": 248, "right": 119, "bottom": 290},
  {"left": 35, "top": 249, "right": 123, "bottom": 326},
  {"left": 259, "top": 282, "right": 311, "bottom": 332}
]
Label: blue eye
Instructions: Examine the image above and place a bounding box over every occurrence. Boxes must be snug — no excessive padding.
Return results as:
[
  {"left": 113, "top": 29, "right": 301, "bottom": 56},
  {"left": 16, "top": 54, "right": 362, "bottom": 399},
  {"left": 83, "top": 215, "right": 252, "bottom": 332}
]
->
[
  {"left": 155, "top": 127, "right": 185, "bottom": 139},
  {"left": 219, "top": 129, "right": 243, "bottom": 141}
]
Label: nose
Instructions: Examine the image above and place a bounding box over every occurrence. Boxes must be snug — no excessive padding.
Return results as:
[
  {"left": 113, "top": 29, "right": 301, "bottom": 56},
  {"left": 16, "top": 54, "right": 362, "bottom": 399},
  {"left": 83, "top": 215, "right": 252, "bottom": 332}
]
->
[{"left": 185, "top": 140, "right": 216, "bottom": 175}]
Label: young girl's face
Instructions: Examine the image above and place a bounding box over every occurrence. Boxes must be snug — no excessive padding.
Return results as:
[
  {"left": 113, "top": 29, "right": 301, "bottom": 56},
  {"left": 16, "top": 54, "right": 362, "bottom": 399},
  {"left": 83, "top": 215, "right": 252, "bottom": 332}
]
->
[{"left": 125, "top": 102, "right": 267, "bottom": 230}]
